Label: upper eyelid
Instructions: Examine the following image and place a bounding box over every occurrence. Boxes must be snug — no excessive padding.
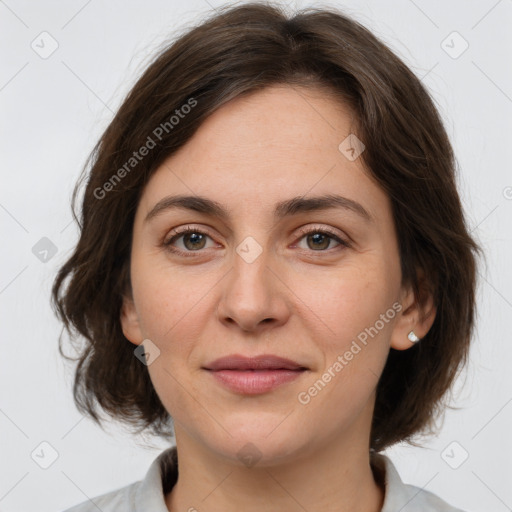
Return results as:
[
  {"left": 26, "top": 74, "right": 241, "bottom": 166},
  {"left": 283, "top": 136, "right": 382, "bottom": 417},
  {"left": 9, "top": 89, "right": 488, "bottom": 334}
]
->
[
  {"left": 165, "top": 224, "right": 348, "bottom": 247},
  {"left": 164, "top": 225, "right": 215, "bottom": 244},
  {"left": 166, "top": 224, "right": 344, "bottom": 237}
]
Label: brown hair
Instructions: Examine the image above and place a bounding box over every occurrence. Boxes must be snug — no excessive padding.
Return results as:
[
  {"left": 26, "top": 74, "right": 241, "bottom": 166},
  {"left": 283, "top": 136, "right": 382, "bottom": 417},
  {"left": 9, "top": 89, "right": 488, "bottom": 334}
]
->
[{"left": 52, "top": 2, "right": 481, "bottom": 451}]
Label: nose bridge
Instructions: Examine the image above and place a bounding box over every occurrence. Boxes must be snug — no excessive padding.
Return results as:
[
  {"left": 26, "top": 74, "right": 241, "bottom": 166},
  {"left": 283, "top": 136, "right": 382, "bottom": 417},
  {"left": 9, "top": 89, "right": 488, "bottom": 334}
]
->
[
  {"left": 231, "top": 244, "right": 272, "bottom": 313},
  {"left": 217, "top": 239, "right": 288, "bottom": 331}
]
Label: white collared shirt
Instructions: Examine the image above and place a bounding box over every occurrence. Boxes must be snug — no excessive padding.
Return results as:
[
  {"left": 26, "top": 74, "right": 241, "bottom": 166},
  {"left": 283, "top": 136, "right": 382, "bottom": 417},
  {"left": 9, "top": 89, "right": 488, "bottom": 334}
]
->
[{"left": 63, "top": 447, "right": 464, "bottom": 511}]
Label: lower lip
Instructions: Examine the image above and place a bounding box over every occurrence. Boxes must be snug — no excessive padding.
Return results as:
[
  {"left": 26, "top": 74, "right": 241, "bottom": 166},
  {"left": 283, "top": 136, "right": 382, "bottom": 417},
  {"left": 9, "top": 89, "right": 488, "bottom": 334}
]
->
[{"left": 207, "top": 369, "right": 305, "bottom": 394}]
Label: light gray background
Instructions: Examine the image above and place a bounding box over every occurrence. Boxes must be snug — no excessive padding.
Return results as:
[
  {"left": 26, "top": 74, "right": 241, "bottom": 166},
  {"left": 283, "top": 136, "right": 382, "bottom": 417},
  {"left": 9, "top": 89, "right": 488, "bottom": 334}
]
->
[{"left": 1, "top": 1, "right": 511, "bottom": 511}]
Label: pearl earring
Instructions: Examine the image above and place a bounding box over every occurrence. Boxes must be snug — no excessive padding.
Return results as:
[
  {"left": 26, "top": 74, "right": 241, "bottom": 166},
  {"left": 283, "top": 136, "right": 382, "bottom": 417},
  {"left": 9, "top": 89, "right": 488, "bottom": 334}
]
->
[{"left": 407, "top": 330, "right": 420, "bottom": 343}]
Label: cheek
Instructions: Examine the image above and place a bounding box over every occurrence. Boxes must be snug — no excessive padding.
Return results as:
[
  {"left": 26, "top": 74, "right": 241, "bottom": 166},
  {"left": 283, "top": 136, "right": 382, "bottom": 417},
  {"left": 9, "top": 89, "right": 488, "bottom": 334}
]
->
[
  {"left": 292, "top": 257, "right": 399, "bottom": 405},
  {"left": 292, "top": 256, "right": 399, "bottom": 343},
  {"left": 131, "top": 255, "right": 217, "bottom": 341},
  {"left": 131, "top": 264, "right": 214, "bottom": 421},
  {"left": 296, "top": 258, "right": 399, "bottom": 410},
  {"left": 295, "top": 286, "right": 396, "bottom": 430}
]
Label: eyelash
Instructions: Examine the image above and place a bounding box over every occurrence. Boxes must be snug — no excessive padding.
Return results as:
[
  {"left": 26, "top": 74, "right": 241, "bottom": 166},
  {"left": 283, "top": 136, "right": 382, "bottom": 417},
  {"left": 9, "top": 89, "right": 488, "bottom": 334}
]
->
[{"left": 162, "top": 225, "right": 350, "bottom": 257}]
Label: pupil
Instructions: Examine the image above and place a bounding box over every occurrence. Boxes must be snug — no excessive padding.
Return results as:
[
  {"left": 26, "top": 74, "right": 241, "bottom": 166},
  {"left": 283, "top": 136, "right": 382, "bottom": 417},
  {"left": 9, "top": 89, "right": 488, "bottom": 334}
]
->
[
  {"left": 184, "top": 233, "right": 205, "bottom": 250},
  {"left": 181, "top": 233, "right": 331, "bottom": 251},
  {"left": 308, "top": 233, "right": 329, "bottom": 250}
]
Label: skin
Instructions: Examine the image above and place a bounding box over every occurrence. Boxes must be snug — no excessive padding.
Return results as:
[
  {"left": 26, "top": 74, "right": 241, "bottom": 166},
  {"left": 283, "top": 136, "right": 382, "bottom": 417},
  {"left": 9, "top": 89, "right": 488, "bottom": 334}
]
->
[{"left": 121, "top": 85, "right": 436, "bottom": 512}]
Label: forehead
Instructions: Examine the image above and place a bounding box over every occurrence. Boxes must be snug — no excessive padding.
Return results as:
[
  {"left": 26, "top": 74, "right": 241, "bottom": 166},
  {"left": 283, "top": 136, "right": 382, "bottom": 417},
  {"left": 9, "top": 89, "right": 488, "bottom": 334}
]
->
[
  {"left": 190, "top": 85, "right": 356, "bottom": 156},
  {"left": 137, "top": 85, "right": 389, "bottom": 225}
]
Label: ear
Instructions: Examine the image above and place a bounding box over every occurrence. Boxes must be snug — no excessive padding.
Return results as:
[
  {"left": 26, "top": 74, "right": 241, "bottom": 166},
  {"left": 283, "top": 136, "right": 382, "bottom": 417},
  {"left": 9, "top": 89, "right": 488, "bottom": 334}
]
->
[
  {"left": 120, "top": 293, "right": 143, "bottom": 346},
  {"left": 390, "top": 268, "right": 437, "bottom": 350}
]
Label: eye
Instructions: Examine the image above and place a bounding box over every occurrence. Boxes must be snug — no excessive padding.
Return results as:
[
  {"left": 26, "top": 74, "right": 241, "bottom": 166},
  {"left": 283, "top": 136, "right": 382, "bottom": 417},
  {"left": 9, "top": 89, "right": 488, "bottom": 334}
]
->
[
  {"left": 162, "top": 225, "right": 350, "bottom": 257},
  {"left": 163, "top": 226, "right": 217, "bottom": 256},
  {"left": 294, "top": 227, "right": 349, "bottom": 252}
]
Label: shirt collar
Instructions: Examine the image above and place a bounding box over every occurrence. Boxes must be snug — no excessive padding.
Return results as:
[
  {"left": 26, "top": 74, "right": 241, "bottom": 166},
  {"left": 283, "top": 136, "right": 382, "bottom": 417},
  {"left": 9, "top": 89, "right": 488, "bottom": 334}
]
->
[
  {"left": 371, "top": 452, "right": 417, "bottom": 511},
  {"left": 134, "top": 446, "right": 427, "bottom": 511},
  {"left": 134, "top": 447, "right": 177, "bottom": 511}
]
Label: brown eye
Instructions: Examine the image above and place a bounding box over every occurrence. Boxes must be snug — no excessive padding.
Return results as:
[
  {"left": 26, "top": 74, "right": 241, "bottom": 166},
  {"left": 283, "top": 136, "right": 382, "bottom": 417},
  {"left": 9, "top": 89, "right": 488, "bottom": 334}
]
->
[
  {"left": 295, "top": 228, "right": 348, "bottom": 252},
  {"left": 305, "top": 232, "right": 333, "bottom": 250},
  {"left": 163, "top": 227, "right": 217, "bottom": 255},
  {"left": 182, "top": 232, "right": 207, "bottom": 250}
]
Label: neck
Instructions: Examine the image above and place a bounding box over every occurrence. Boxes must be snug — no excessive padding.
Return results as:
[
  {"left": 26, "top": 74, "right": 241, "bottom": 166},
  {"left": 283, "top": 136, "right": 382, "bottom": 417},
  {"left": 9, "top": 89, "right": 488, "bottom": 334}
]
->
[{"left": 165, "top": 420, "right": 384, "bottom": 512}]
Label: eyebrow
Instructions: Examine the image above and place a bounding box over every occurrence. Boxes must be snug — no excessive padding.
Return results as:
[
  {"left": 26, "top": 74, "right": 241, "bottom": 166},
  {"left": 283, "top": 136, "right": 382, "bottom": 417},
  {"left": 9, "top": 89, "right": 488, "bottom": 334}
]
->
[{"left": 144, "top": 193, "right": 373, "bottom": 224}]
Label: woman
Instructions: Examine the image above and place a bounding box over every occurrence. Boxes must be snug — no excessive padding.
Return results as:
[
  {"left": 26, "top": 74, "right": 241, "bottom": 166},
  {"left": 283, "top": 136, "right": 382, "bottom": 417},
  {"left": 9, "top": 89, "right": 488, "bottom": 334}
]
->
[{"left": 54, "top": 3, "right": 481, "bottom": 511}]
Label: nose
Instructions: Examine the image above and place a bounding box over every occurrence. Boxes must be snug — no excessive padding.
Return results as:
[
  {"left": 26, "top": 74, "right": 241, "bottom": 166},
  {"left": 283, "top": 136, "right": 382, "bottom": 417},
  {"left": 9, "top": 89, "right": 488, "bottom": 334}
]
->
[{"left": 216, "top": 248, "right": 290, "bottom": 333}]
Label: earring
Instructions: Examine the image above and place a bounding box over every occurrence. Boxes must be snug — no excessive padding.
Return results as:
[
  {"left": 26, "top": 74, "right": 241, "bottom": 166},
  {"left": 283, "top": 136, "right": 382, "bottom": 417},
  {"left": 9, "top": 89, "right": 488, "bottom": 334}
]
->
[{"left": 407, "top": 330, "right": 420, "bottom": 343}]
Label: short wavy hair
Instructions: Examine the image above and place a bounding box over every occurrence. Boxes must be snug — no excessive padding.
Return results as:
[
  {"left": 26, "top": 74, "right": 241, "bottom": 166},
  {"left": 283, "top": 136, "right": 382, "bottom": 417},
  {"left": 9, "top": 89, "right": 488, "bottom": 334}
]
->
[{"left": 52, "top": 2, "right": 481, "bottom": 451}]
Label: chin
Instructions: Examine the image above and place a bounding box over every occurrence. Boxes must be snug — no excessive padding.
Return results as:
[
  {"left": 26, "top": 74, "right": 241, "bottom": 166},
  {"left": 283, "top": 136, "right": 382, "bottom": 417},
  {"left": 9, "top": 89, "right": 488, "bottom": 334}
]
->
[{"left": 196, "top": 414, "right": 312, "bottom": 468}]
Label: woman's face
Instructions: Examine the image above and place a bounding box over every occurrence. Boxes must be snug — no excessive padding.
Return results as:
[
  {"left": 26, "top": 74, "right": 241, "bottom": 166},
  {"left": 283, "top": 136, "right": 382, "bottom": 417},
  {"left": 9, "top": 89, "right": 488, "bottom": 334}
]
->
[{"left": 121, "top": 85, "right": 422, "bottom": 464}]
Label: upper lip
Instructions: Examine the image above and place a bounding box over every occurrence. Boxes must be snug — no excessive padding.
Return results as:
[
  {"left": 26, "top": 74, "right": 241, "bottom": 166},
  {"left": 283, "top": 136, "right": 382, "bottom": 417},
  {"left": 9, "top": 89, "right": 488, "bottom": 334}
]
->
[{"left": 203, "top": 354, "right": 307, "bottom": 371}]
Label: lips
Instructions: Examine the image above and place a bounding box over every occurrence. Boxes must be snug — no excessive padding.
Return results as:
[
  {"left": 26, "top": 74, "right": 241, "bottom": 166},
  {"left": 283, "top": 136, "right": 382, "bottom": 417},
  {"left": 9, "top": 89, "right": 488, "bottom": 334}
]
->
[
  {"left": 203, "top": 354, "right": 308, "bottom": 395},
  {"left": 204, "top": 354, "right": 307, "bottom": 371}
]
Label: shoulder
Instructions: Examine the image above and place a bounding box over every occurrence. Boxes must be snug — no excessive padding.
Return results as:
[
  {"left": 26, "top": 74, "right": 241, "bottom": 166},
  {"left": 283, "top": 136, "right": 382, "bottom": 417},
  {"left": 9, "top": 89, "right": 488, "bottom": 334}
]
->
[
  {"left": 61, "top": 447, "right": 178, "bottom": 512},
  {"left": 394, "top": 481, "right": 466, "bottom": 512},
  {"left": 373, "top": 453, "right": 466, "bottom": 512},
  {"left": 61, "top": 481, "right": 141, "bottom": 512}
]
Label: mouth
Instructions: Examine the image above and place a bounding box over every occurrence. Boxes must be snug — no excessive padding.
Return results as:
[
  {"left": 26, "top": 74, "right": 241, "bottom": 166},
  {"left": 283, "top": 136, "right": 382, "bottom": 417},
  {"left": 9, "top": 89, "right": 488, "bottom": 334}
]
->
[{"left": 202, "top": 354, "right": 308, "bottom": 395}]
